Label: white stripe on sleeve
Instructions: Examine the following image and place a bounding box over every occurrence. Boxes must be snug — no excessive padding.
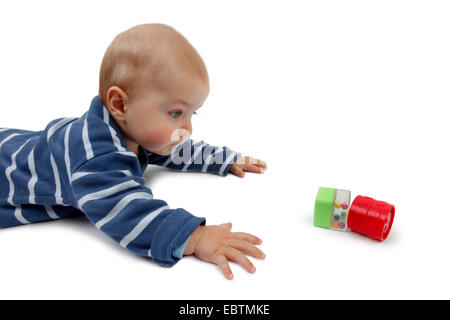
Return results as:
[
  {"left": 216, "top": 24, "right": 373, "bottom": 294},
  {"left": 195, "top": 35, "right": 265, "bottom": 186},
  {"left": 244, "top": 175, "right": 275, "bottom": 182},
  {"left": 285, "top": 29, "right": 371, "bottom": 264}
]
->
[
  {"left": 71, "top": 170, "right": 133, "bottom": 182},
  {"left": 77, "top": 180, "right": 141, "bottom": 210},
  {"left": 120, "top": 205, "right": 169, "bottom": 249},
  {"left": 95, "top": 192, "right": 154, "bottom": 229}
]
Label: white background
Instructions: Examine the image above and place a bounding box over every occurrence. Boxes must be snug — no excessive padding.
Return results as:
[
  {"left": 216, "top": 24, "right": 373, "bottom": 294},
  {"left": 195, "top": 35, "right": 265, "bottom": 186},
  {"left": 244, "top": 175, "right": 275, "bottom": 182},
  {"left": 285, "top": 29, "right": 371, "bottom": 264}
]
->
[{"left": 0, "top": 0, "right": 449, "bottom": 299}]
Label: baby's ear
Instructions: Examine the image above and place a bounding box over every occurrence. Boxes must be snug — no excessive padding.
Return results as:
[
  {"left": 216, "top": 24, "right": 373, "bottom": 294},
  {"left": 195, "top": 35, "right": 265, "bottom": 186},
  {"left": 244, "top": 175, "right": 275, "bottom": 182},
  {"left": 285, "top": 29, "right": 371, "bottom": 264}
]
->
[{"left": 106, "top": 86, "right": 128, "bottom": 121}]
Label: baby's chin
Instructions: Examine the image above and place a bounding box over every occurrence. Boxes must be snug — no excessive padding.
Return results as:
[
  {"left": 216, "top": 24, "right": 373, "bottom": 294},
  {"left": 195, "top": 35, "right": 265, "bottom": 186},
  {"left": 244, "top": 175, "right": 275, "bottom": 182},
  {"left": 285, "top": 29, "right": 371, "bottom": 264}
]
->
[{"left": 146, "top": 143, "right": 177, "bottom": 156}]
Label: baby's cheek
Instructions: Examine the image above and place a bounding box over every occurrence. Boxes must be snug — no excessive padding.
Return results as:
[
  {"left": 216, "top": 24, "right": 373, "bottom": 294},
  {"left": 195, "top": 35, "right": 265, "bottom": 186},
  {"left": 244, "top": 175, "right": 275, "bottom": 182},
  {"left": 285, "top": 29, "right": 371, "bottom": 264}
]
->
[
  {"left": 152, "top": 127, "right": 187, "bottom": 145},
  {"left": 143, "top": 130, "right": 167, "bottom": 148}
]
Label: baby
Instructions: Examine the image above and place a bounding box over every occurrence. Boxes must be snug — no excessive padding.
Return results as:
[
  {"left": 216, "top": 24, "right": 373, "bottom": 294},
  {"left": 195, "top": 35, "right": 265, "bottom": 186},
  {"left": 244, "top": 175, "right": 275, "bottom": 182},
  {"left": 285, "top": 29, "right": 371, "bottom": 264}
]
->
[{"left": 0, "top": 24, "right": 266, "bottom": 279}]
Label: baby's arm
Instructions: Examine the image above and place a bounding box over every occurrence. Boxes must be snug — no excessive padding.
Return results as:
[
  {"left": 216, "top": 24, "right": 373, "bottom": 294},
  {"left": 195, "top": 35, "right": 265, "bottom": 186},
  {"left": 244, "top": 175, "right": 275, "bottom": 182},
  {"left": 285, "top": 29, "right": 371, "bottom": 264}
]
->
[
  {"left": 146, "top": 139, "right": 267, "bottom": 178},
  {"left": 70, "top": 150, "right": 204, "bottom": 266},
  {"left": 184, "top": 222, "right": 265, "bottom": 280},
  {"left": 146, "top": 139, "right": 240, "bottom": 176}
]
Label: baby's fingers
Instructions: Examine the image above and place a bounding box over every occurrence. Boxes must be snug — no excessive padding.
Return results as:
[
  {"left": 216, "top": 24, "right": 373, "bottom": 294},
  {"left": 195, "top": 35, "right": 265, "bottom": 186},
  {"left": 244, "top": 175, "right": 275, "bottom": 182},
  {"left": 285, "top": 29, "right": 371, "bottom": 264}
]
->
[
  {"left": 226, "top": 247, "right": 256, "bottom": 274},
  {"left": 215, "top": 255, "right": 233, "bottom": 280},
  {"left": 239, "top": 156, "right": 266, "bottom": 167},
  {"left": 231, "top": 165, "right": 245, "bottom": 178},
  {"left": 243, "top": 164, "right": 266, "bottom": 174},
  {"left": 251, "top": 158, "right": 267, "bottom": 169},
  {"left": 219, "top": 222, "right": 233, "bottom": 231},
  {"left": 232, "top": 232, "right": 263, "bottom": 245},
  {"left": 231, "top": 239, "right": 266, "bottom": 260},
  {"left": 257, "top": 159, "right": 267, "bottom": 168}
]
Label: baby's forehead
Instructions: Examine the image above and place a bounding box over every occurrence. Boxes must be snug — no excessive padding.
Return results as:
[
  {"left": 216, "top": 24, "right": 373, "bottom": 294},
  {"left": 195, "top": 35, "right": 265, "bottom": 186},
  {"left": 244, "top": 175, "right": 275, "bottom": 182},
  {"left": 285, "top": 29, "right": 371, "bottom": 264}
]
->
[{"left": 137, "top": 71, "right": 209, "bottom": 108}]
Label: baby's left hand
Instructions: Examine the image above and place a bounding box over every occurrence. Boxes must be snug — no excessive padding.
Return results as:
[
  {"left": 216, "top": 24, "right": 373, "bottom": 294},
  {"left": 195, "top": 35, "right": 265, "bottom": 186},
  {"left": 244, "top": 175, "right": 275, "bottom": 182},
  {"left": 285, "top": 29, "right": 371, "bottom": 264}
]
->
[{"left": 229, "top": 156, "right": 267, "bottom": 178}]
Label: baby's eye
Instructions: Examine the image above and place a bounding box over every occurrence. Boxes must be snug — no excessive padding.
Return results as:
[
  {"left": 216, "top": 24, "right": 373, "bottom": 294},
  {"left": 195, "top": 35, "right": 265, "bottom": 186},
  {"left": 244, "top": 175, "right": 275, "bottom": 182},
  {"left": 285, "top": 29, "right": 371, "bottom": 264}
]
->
[{"left": 170, "top": 111, "right": 182, "bottom": 118}]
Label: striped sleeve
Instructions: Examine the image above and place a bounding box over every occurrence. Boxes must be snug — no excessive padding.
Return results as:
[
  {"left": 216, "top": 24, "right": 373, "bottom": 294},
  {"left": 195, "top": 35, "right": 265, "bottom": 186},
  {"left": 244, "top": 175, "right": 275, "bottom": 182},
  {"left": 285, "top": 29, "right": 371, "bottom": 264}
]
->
[
  {"left": 70, "top": 150, "right": 205, "bottom": 267},
  {"left": 146, "top": 139, "right": 241, "bottom": 176}
]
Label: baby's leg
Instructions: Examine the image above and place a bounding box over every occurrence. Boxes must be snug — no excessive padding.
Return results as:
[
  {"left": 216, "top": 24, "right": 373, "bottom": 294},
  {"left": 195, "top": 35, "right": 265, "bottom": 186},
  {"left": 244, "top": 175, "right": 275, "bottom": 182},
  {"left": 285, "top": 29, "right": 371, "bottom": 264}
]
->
[{"left": 0, "top": 204, "right": 82, "bottom": 228}]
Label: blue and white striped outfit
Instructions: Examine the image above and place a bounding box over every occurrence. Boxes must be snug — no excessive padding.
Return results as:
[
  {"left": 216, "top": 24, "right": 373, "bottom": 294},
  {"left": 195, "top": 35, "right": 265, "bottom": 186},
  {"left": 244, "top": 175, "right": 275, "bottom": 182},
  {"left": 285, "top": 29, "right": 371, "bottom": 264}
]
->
[{"left": 0, "top": 96, "right": 240, "bottom": 266}]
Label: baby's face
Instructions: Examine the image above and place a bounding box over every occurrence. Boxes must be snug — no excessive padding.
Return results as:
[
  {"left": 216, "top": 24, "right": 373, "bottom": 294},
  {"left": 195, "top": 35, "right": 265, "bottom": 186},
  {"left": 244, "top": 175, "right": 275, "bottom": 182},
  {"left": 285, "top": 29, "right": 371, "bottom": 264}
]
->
[{"left": 123, "top": 72, "right": 209, "bottom": 156}]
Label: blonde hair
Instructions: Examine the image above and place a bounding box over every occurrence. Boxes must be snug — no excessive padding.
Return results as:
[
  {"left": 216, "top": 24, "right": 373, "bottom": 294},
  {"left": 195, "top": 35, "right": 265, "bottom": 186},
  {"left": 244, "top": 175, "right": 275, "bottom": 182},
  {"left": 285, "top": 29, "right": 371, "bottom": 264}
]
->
[{"left": 99, "top": 23, "right": 208, "bottom": 104}]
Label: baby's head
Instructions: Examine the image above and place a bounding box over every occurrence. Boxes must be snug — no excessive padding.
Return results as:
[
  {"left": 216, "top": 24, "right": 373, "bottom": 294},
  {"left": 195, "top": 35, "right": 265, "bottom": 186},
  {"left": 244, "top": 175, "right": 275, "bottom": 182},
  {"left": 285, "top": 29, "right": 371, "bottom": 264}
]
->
[{"left": 99, "top": 24, "right": 209, "bottom": 156}]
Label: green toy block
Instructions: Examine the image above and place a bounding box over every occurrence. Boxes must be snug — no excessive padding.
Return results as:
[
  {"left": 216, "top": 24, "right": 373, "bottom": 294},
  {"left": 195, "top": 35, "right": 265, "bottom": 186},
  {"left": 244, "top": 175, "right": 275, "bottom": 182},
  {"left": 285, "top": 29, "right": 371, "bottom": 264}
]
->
[
  {"left": 314, "top": 186, "right": 351, "bottom": 231},
  {"left": 314, "top": 187, "right": 335, "bottom": 229}
]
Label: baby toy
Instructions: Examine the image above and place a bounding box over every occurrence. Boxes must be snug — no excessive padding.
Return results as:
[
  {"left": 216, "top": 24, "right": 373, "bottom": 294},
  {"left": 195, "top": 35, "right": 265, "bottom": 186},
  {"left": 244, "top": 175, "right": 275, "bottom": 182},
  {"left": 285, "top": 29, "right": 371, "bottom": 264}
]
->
[{"left": 314, "top": 187, "right": 395, "bottom": 241}]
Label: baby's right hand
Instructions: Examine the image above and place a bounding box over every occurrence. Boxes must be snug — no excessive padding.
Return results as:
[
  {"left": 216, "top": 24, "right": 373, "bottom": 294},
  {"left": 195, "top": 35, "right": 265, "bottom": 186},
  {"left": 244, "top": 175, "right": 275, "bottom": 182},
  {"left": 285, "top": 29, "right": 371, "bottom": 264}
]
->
[{"left": 184, "top": 223, "right": 265, "bottom": 280}]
